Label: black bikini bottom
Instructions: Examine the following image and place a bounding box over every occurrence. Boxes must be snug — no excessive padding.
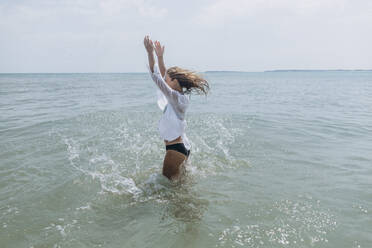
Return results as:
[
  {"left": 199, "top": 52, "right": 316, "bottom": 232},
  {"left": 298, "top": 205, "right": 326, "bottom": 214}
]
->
[{"left": 166, "top": 143, "right": 190, "bottom": 157}]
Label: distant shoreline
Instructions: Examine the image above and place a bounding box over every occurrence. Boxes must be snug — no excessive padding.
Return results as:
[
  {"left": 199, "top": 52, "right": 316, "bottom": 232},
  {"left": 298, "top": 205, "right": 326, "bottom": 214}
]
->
[
  {"left": 1, "top": 69, "right": 372, "bottom": 74},
  {"left": 264, "top": 69, "right": 372, "bottom": 72},
  {"left": 205, "top": 69, "right": 372, "bottom": 73}
]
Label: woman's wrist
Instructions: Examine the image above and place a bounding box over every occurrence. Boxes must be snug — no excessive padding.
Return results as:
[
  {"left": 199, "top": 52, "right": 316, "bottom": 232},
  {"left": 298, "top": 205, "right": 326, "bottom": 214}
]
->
[{"left": 157, "top": 55, "right": 164, "bottom": 62}]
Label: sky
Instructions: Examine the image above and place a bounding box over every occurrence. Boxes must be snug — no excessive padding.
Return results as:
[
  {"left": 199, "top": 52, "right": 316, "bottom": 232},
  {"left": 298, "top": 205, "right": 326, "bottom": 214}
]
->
[{"left": 0, "top": 0, "right": 371, "bottom": 73}]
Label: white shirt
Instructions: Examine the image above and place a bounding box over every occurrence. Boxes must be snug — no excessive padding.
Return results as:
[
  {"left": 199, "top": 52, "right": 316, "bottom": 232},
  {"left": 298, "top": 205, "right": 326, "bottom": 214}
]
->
[{"left": 148, "top": 64, "right": 191, "bottom": 150}]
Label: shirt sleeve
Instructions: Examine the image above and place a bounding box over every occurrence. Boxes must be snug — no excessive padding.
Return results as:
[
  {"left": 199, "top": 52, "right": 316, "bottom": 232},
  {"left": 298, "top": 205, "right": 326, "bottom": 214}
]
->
[
  {"left": 148, "top": 64, "right": 188, "bottom": 113},
  {"left": 157, "top": 89, "right": 168, "bottom": 112}
]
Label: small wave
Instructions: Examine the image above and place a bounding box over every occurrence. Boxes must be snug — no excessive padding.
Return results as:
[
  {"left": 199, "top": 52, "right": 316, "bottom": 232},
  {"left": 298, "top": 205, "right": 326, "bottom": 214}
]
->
[{"left": 216, "top": 196, "right": 336, "bottom": 247}]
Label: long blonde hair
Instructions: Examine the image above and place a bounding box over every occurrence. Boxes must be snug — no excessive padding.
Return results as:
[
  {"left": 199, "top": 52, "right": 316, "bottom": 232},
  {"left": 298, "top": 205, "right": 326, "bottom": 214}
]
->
[{"left": 167, "top": 66, "right": 210, "bottom": 95}]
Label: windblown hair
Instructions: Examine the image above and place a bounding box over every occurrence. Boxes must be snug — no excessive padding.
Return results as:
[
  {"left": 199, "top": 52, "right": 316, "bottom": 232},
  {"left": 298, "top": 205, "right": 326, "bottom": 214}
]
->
[{"left": 167, "top": 66, "right": 210, "bottom": 95}]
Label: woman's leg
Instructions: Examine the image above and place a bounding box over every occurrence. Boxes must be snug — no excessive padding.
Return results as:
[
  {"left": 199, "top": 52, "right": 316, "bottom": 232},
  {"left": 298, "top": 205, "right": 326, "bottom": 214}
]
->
[{"left": 162, "top": 150, "right": 187, "bottom": 180}]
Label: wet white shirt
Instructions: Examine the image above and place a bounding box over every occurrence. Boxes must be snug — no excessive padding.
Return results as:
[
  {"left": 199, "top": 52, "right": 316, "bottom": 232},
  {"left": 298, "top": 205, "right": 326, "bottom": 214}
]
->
[{"left": 148, "top": 64, "right": 191, "bottom": 150}]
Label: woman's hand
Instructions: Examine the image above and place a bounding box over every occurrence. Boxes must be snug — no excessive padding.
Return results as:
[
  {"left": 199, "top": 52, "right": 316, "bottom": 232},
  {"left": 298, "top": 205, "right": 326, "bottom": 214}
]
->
[
  {"left": 154, "top": 40, "right": 165, "bottom": 58},
  {"left": 144, "top": 35, "right": 155, "bottom": 72},
  {"left": 154, "top": 40, "right": 166, "bottom": 77},
  {"left": 144, "top": 35, "right": 154, "bottom": 54}
]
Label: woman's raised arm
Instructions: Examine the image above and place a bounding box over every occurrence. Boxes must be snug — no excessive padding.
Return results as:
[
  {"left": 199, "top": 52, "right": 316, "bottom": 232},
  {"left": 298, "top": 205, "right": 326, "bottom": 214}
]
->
[
  {"left": 154, "top": 40, "right": 166, "bottom": 78},
  {"left": 144, "top": 35, "right": 155, "bottom": 73}
]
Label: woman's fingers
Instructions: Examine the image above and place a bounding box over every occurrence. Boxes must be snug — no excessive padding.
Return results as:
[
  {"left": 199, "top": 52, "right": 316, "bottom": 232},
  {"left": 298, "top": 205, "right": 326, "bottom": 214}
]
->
[
  {"left": 154, "top": 40, "right": 159, "bottom": 47},
  {"left": 144, "top": 35, "right": 154, "bottom": 53},
  {"left": 155, "top": 41, "right": 162, "bottom": 51},
  {"left": 144, "top": 35, "right": 152, "bottom": 46},
  {"left": 152, "top": 40, "right": 165, "bottom": 56},
  {"left": 144, "top": 35, "right": 149, "bottom": 47},
  {"left": 144, "top": 36, "right": 164, "bottom": 55}
]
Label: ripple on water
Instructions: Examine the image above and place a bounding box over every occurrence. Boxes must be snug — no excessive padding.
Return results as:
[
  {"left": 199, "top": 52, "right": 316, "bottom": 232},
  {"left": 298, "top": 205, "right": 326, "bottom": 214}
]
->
[{"left": 216, "top": 196, "right": 337, "bottom": 247}]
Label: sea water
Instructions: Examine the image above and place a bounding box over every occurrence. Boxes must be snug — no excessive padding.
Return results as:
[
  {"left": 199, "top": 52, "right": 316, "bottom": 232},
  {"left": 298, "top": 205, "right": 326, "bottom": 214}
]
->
[{"left": 0, "top": 71, "right": 371, "bottom": 247}]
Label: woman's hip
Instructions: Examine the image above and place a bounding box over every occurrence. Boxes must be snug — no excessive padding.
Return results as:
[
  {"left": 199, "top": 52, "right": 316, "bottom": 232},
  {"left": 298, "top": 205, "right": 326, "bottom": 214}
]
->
[{"left": 165, "top": 142, "right": 190, "bottom": 157}]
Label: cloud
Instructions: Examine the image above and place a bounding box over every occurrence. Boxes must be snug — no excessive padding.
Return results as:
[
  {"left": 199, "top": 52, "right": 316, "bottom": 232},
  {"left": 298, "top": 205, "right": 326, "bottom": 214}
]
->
[
  {"left": 0, "top": 0, "right": 168, "bottom": 22},
  {"left": 0, "top": 0, "right": 169, "bottom": 72},
  {"left": 193, "top": 0, "right": 372, "bottom": 27},
  {"left": 1, "top": 0, "right": 371, "bottom": 72},
  {"left": 99, "top": 0, "right": 168, "bottom": 18}
]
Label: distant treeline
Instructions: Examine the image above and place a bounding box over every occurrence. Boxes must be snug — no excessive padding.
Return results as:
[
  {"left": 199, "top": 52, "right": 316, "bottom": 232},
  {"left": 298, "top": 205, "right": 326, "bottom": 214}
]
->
[
  {"left": 204, "top": 69, "right": 372, "bottom": 73},
  {"left": 265, "top": 69, "right": 372, "bottom": 72}
]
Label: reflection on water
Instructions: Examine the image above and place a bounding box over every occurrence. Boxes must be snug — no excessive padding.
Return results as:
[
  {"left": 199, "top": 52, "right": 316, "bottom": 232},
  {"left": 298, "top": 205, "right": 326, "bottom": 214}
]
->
[{"left": 159, "top": 182, "right": 209, "bottom": 224}]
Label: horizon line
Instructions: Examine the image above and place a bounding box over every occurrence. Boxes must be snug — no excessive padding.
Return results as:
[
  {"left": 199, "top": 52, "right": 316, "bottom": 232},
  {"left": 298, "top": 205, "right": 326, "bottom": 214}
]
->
[{"left": 1, "top": 69, "right": 372, "bottom": 74}]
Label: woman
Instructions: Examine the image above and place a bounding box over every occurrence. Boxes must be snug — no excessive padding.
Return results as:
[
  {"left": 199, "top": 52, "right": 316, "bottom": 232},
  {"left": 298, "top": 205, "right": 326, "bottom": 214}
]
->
[{"left": 143, "top": 35, "right": 209, "bottom": 180}]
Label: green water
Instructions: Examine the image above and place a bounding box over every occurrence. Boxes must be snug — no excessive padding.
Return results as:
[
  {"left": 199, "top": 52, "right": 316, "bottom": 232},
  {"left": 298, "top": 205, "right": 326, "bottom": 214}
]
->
[{"left": 1, "top": 72, "right": 371, "bottom": 247}]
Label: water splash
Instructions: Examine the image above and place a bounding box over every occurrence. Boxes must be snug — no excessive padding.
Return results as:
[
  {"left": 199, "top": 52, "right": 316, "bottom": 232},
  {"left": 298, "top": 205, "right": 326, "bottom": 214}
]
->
[{"left": 59, "top": 112, "right": 246, "bottom": 199}]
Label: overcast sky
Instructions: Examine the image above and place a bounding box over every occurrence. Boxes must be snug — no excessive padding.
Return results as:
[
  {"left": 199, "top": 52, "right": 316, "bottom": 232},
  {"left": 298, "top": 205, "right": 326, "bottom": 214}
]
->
[{"left": 1, "top": 0, "right": 371, "bottom": 72}]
